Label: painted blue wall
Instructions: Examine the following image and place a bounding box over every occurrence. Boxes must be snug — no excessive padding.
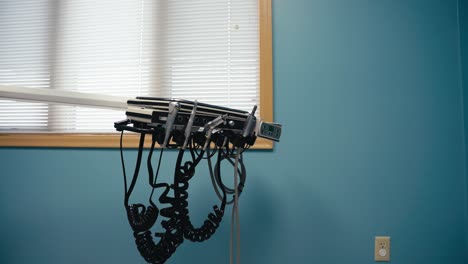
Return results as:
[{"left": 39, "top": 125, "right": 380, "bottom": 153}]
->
[
  {"left": 0, "top": 0, "right": 467, "bottom": 263},
  {"left": 460, "top": 0, "right": 468, "bottom": 255}
]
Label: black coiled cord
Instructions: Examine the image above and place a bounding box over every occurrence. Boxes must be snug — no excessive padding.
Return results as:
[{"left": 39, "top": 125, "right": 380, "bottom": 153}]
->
[
  {"left": 131, "top": 179, "right": 186, "bottom": 264},
  {"left": 121, "top": 132, "right": 159, "bottom": 232},
  {"left": 126, "top": 204, "right": 159, "bottom": 233},
  {"left": 120, "top": 129, "right": 248, "bottom": 263},
  {"left": 168, "top": 137, "right": 228, "bottom": 243},
  {"left": 121, "top": 131, "right": 183, "bottom": 264}
]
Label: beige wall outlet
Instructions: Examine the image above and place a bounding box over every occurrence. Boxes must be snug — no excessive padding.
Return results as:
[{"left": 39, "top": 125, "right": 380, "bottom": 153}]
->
[{"left": 374, "top": 236, "right": 391, "bottom": 262}]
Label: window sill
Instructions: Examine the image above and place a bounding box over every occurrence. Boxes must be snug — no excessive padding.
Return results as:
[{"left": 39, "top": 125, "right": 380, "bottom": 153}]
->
[{"left": 0, "top": 133, "right": 274, "bottom": 149}]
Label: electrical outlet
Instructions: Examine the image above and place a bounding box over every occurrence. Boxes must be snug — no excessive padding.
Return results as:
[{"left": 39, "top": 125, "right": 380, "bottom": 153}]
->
[{"left": 374, "top": 236, "right": 390, "bottom": 262}]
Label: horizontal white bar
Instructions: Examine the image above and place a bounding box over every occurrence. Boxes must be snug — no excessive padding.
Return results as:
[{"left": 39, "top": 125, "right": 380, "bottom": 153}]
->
[{"left": 0, "top": 85, "right": 128, "bottom": 110}]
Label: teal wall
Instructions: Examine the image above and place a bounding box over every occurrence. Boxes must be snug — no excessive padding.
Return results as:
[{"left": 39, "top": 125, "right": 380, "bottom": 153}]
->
[
  {"left": 460, "top": 0, "right": 468, "bottom": 254},
  {"left": 1, "top": 0, "right": 467, "bottom": 263}
]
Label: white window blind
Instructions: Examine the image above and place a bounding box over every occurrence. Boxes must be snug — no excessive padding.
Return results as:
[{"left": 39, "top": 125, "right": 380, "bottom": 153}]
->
[
  {"left": 0, "top": 0, "right": 260, "bottom": 133},
  {"left": 0, "top": 0, "right": 50, "bottom": 131}
]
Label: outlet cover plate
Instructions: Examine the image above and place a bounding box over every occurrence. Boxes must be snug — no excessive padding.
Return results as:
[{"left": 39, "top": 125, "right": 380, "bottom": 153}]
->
[{"left": 374, "top": 236, "right": 391, "bottom": 262}]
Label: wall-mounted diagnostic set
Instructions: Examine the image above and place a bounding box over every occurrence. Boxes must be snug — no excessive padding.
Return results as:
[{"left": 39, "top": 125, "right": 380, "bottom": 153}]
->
[{"left": 0, "top": 85, "right": 282, "bottom": 263}]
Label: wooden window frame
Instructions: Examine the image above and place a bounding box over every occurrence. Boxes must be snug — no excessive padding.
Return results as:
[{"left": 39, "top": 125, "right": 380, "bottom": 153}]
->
[{"left": 0, "top": 0, "right": 274, "bottom": 149}]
